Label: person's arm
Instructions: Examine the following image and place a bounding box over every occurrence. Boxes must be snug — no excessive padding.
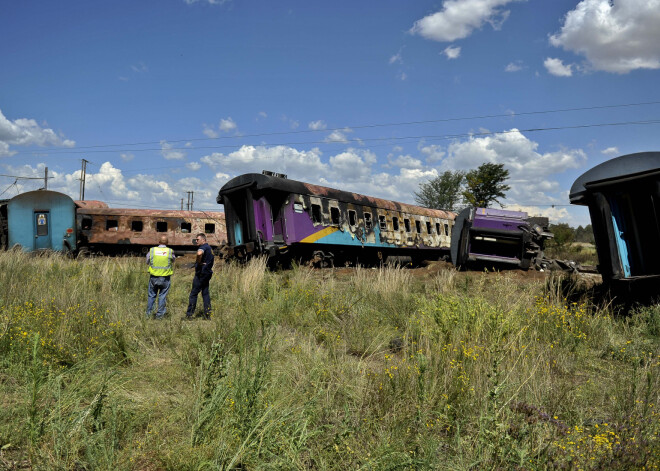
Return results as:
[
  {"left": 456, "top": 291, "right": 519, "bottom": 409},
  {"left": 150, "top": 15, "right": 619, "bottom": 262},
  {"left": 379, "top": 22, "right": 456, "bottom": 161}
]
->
[{"left": 195, "top": 248, "right": 203, "bottom": 271}]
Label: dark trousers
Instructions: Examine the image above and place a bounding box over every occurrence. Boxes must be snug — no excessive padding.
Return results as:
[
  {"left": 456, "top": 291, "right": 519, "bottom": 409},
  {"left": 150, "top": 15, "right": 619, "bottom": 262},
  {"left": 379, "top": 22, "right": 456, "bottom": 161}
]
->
[{"left": 186, "top": 272, "right": 212, "bottom": 318}]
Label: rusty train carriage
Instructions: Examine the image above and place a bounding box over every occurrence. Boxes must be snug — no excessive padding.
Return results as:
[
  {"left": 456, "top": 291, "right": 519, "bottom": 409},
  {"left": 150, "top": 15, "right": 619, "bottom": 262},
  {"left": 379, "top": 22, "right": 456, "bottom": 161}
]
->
[
  {"left": 75, "top": 201, "right": 226, "bottom": 254},
  {"left": 218, "top": 172, "right": 455, "bottom": 266}
]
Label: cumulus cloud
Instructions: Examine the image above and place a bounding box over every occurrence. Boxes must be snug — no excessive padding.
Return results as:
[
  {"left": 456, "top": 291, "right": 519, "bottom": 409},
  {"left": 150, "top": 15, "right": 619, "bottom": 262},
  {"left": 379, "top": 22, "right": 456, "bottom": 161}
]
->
[
  {"left": 308, "top": 120, "right": 327, "bottom": 131},
  {"left": 410, "top": 0, "right": 522, "bottom": 42},
  {"left": 219, "top": 117, "right": 237, "bottom": 132},
  {"left": 324, "top": 129, "right": 352, "bottom": 144},
  {"left": 329, "top": 149, "right": 377, "bottom": 181},
  {"left": 203, "top": 125, "right": 219, "bottom": 138},
  {"left": 544, "top": 57, "right": 573, "bottom": 76},
  {"left": 442, "top": 46, "right": 461, "bottom": 59},
  {"left": 388, "top": 154, "right": 424, "bottom": 169},
  {"left": 120, "top": 153, "right": 134, "bottom": 162},
  {"left": 187, "top": 161, "right": 202, "bottom": 171},
  {"left": 160, "top": 141, "right": 186, "bottom": 160},
  {"left": 389, "top": 51, "right": 403, "bottom": 64},
  {"left": 550, "top": 0, "right": 660, "bottom": 73},
  {"left": 601, "top": 146, "right": 619, "bottom": 156},
  {"left": 505, "top": 61, "right": 524, "bottom": 72},
  {"left": 0, "top": 109, "right": 75, "bottom": 156}
]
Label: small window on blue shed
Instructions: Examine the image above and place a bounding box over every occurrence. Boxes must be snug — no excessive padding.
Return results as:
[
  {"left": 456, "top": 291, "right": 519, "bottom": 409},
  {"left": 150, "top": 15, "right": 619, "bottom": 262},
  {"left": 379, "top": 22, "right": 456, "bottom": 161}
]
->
[{"left": 156, "top": 221, "right": 167, "bottom": 232}]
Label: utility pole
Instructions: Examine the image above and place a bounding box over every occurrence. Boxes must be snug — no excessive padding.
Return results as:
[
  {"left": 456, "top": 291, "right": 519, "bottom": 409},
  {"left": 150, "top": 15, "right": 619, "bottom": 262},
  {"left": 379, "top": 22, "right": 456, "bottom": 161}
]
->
[
  {"left": 79, "top": 159, "right": 88, "bottom": 200},
  {"left": 181, "top": 198, "right": 184, "bottom": 210},
  {"left": 44, "top": 167, "right": 48, "bottom": 190},
  {"left": 186, "top": 191, "right": 194, "bottom": 211}
]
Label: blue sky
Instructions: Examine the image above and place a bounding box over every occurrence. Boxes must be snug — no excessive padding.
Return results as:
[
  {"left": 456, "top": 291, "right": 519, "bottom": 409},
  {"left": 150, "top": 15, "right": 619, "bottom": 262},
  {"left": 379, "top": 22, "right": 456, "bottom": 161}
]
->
[{"left": 2, "top": 0, "right": 660, "bottom": 226}]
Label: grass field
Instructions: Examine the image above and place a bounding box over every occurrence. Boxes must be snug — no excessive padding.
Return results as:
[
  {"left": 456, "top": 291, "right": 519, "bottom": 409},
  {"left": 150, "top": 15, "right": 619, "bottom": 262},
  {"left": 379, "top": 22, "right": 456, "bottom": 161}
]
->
[{"left": 0, "top": 251, "right": 658, "bottom": 470}]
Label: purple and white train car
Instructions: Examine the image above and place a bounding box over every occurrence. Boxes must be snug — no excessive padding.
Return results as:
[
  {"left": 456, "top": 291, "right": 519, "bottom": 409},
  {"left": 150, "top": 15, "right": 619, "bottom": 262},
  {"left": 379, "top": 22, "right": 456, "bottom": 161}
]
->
[{"left": 217, "top": 172, "right": 455, "bottom": 266}]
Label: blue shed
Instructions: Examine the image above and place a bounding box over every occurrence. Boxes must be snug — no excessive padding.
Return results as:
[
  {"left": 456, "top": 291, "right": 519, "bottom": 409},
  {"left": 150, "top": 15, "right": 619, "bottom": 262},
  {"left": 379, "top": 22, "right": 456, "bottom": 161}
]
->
[{"left": 7, "top": 190, "right": 77, "bottom": 252}]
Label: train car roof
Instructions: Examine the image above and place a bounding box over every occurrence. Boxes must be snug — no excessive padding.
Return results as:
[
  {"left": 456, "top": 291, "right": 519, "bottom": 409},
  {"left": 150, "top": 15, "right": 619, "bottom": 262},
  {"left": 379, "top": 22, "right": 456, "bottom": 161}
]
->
[
  {"left": 218, "top": 173, "right": 455, "bottom": 219},
  {"left": 76, "top": 207, "right": 225, "bottom": 219},
  {"left": 570, "top": 151, "right": 660, "bottom": 205}
]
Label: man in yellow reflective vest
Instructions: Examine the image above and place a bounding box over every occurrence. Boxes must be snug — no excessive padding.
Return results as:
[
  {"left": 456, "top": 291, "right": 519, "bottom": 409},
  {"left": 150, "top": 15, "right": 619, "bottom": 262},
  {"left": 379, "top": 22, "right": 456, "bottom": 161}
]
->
[{"left": 146, "top": 235, "right": 176, "bottom": 319}]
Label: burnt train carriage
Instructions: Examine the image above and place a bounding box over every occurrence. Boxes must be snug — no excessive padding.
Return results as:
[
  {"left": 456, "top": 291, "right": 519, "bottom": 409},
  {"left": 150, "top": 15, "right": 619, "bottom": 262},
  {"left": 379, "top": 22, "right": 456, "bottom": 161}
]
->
[
  {"left": 6, "top": 190, "right": 77, "bottom": 252},
  {"left": 75, "top": 200, "right": 227, "bottom": 254},
  {"left": 570, "top": 151, "right": 660, "bottom": 301},
  {"left": 217, "top": 172, "right": 455, "bottom": 266}
]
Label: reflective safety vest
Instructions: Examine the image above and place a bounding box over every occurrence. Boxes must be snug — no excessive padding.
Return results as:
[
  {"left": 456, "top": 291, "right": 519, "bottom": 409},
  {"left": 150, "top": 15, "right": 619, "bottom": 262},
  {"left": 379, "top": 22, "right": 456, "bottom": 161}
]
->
[{"left": 148, "top": 247, "right": 174, "bottom": 277}]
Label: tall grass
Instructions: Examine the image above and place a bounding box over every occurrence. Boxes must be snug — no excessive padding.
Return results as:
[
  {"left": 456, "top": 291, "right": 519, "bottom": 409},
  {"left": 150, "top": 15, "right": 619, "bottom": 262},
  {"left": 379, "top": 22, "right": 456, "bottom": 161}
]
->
[{"left": 0, "top": 251, "right": 658, "bottom": 470}]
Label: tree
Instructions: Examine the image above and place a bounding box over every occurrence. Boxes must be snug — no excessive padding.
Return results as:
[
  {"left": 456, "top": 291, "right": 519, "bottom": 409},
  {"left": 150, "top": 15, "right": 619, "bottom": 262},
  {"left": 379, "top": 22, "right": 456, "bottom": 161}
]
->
[
  {"left": 414, "top": 170, "right": 465, "bottom": 211},
  {"left": 462, "top": 162, "right": 510, "bottom": 208},
  {"left": 550, "top": 223, "right": 575, "bottom": 247}
]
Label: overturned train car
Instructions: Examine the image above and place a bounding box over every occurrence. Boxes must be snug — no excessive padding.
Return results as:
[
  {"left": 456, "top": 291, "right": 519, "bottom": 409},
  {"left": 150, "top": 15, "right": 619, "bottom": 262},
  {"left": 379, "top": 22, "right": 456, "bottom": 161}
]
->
[
  {"left": 218, "top": 172, "right": 455, "bottom": 266},
  {"left": 570, "top": 151, "right": 660, "bottom": 301},
  {"left": 450, "top": 207, "right": 553, "bottom": 270}
]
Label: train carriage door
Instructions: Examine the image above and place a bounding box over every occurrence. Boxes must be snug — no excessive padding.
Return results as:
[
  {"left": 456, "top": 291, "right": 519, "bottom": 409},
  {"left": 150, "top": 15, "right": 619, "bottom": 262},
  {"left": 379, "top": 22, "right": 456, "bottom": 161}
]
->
[{"left": 34, "top": 211, "right": 51, "bottom": 250}]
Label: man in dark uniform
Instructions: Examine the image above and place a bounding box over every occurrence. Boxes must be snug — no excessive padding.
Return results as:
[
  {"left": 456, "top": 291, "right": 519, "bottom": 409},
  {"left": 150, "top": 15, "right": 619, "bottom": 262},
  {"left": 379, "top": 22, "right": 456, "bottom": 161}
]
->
[{"left": 185, "top": 233, "right": 214, "bottom": 319}]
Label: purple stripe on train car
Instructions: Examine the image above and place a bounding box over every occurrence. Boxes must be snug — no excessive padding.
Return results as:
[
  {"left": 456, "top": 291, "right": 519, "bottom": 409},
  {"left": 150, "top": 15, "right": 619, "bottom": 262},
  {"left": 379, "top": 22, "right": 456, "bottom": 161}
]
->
[{"left": 472, "top": 207, "right": 528, "bottom": 231}]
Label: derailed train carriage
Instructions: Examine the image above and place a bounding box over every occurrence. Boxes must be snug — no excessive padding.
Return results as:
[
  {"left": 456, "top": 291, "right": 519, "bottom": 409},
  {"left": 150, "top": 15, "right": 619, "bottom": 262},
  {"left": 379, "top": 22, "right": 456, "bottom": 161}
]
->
[
  {"left": 570, "top": 151, "right": 660, "bottom": 301},
  {"left": 218, "top": 172, "right": 455, "bottom": 267}
]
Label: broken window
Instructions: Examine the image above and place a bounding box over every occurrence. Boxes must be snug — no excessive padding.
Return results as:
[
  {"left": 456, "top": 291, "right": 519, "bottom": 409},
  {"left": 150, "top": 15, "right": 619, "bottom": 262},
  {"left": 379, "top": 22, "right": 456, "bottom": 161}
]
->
[
  {"left": 426, "top": 221, "right": 432, "bottom": 234},
  {"left": 404, "top": 218, "right": 411, "bottom": 233},
  {"left": 180, "top": 222, "right": 191, "bottom": 233},
  {"left": 415, "top": 220, "right": 421, "bottom": 233},
  {"left": 392, "top": 217, "right": 399, "bottom": 231},
  {"left": 364, "top": 212, "right": 372, "bottom": 229},
  {"left": 106, "top": 219, "right": 118, "bottom": 231},
  {"left": 205, "top": 223, "right": 215, "bottom": 234},
  {"left": 379, "top": 215, "right": 387, "bottom": 230},
  {"left": 436, "top": 223, "right": 441, "bottom": 236},
  {"left": 444, "top": 223, "right": 449, "bottom": 236},
  {"left": 311, "top": 204, "right": 322, "bottom": 223},
  {"left": 330, "top": 207, "right": 340, "bottom": 225},
  {"left": 82, "top": 218, "right": 92, "bottom": 230},
  {"left": 132, "top": 220, "right": 143, "bottom": 232},
  {"left": 348, "top": 210, "right": 357, "bottom": 227},
  {"left": 156, "top": 221, "right": 167, "bottom": 232}
]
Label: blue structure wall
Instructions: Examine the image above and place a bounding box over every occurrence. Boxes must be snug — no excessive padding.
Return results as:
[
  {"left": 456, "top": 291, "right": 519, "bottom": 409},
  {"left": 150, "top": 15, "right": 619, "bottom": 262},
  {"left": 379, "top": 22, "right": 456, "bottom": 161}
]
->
[{"left": 7, "top": 190, "right": 77, "bottom": 252}]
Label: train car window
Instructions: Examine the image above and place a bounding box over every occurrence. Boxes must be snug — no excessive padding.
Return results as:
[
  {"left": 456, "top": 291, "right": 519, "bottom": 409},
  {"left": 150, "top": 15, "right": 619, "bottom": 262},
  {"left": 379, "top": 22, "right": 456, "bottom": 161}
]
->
[
  {"left": 444, "top": 223, "right": 449, "bottom": 236},
  {"left": 156, "top": 221, "right": 167, "bottom": 232},
  {"left": 180, "top": 222, "right": 191, "bottom": 233},
  {"left": 330, "top": 207, "right": 340, "bottom": 225},
  {"left": 404, "top": 218, "right": 411, "bottom": 233},
  {"left": 82, "top": 218, "right": 92, "bottom": 230},
  {"left": 311, "top": 204, "right": 322, "bottom": 223},
  {"left": 106, "top": 219, "right": 118, "bottom": 231},
  {"left": 294, "top": 203, "right": 303, "bottom": 213},
  {"left": 348, "top": 210, "right": 357, "bottom": 227},
  {"left": 131, "top": 220, "right": 143, "bottom": 232},
  {"left": 436, "top": 223, "right": 441, "bottom": 235},
  {"left": 415, "top": 220, "right": 421, "bottom": 233},
  {"left": 364, "top": 212, "right": 372, "bottom": 229},
  {"left": 205, "top": 223, "right": 215, "bottom": 233},
  {"left": 426, "top": 221, "right": 432, "bottom": 234},
  {"left": 379, "top": 215, "right": 387, "bottom": 230},
  {"left": 392, "top": 217, "right": 399, "bottom": 231}
]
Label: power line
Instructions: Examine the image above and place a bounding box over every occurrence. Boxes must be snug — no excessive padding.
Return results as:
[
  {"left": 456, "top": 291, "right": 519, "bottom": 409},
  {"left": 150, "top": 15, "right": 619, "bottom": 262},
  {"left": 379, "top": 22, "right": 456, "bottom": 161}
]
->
[
  {"left": 8, "top": 99, "right": 660, "bottom": 158},
  {"left": 15, "top": 117, "right": 660, "bottom": 157}
]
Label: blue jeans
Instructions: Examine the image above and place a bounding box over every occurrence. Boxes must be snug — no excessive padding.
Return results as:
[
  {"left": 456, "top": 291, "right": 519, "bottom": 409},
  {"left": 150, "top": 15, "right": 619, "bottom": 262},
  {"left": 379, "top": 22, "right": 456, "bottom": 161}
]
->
[
  {"left": 146, "top": 276, "right": 171, "bottom": 319},
  {"left": 186, "top": 272, "right": 212, "bottom": 318}
]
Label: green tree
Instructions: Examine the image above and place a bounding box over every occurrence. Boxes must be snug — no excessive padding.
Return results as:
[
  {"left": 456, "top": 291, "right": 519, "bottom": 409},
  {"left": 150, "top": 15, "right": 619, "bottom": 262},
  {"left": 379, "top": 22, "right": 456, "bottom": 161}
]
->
[
  {"left": 414, "top": 170, "right": 465, "bottom": 211},
  {"left": 462, "top": 162, "right": 510, "bottom": 208},
  {"left": 550, "top": 223, "right": 575, "bottom": 247}
]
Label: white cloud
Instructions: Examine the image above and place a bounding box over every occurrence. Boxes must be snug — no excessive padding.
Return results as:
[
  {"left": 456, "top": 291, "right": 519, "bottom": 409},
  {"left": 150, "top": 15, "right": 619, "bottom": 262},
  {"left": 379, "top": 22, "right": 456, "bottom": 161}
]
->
[
  {"left": 442, "top": 46, "right": 461, "bottom": 59},
  {"left": 410, "top": 0, "right": 522, "bottom": 42},
  {"left": 120, "top": 153, "right": 134, "bottom": 162},
  {"left": 203, "top": 125, "right": 219, "bottom": 138},
  {"left": 550, "top": 0, "right": 660, "bottom": 73},
  {"left": 329, "top": 149, "right": 377, "bottom": 181},
  {"left": 187, "top": 161, "right": 202, "bottom": 171},
  {"left": 601, "top": 146, "right": 619, "bottom": 156},
  {"left": 389, "top": 51, "right": 403, "bottom": 64},
  {"left": 219, "top": 117, "right": 237, "bottom": 132},
  {"left": 544, "top": 57, "right": 573, "bottom": 76},
  {"left": 505, "top": 61, "right": 524, "bottom": 72},
  {"left": 160, "top": 140, "right": 186, "bottom": 160},
  {"left": 131, "top": 62, "right": 148, "bottom": 73},
  {"left": 389, "top": 154, "right": 424, "bottom": 169},
  {"left": 324, "top": 129, "right": 352, "bottom": 144},
  {"left": 257, "top": 111, "right": 268, "bottom": 120},
  {"left": 0, "top": 109, "right": 75, "bottom": 156},
  {"left": 397, "top": 71, "right": 408, "bottom": 81},
  {"left": 308, "top": 120, "right": 327, "bottom": 131}
]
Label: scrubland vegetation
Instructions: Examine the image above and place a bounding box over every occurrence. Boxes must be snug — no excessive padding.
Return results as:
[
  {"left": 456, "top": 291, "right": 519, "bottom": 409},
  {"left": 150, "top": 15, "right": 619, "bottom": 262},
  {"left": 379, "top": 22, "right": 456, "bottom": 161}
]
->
[{"left": 0, "top": 251, "right": 658, "bottom": 470}]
